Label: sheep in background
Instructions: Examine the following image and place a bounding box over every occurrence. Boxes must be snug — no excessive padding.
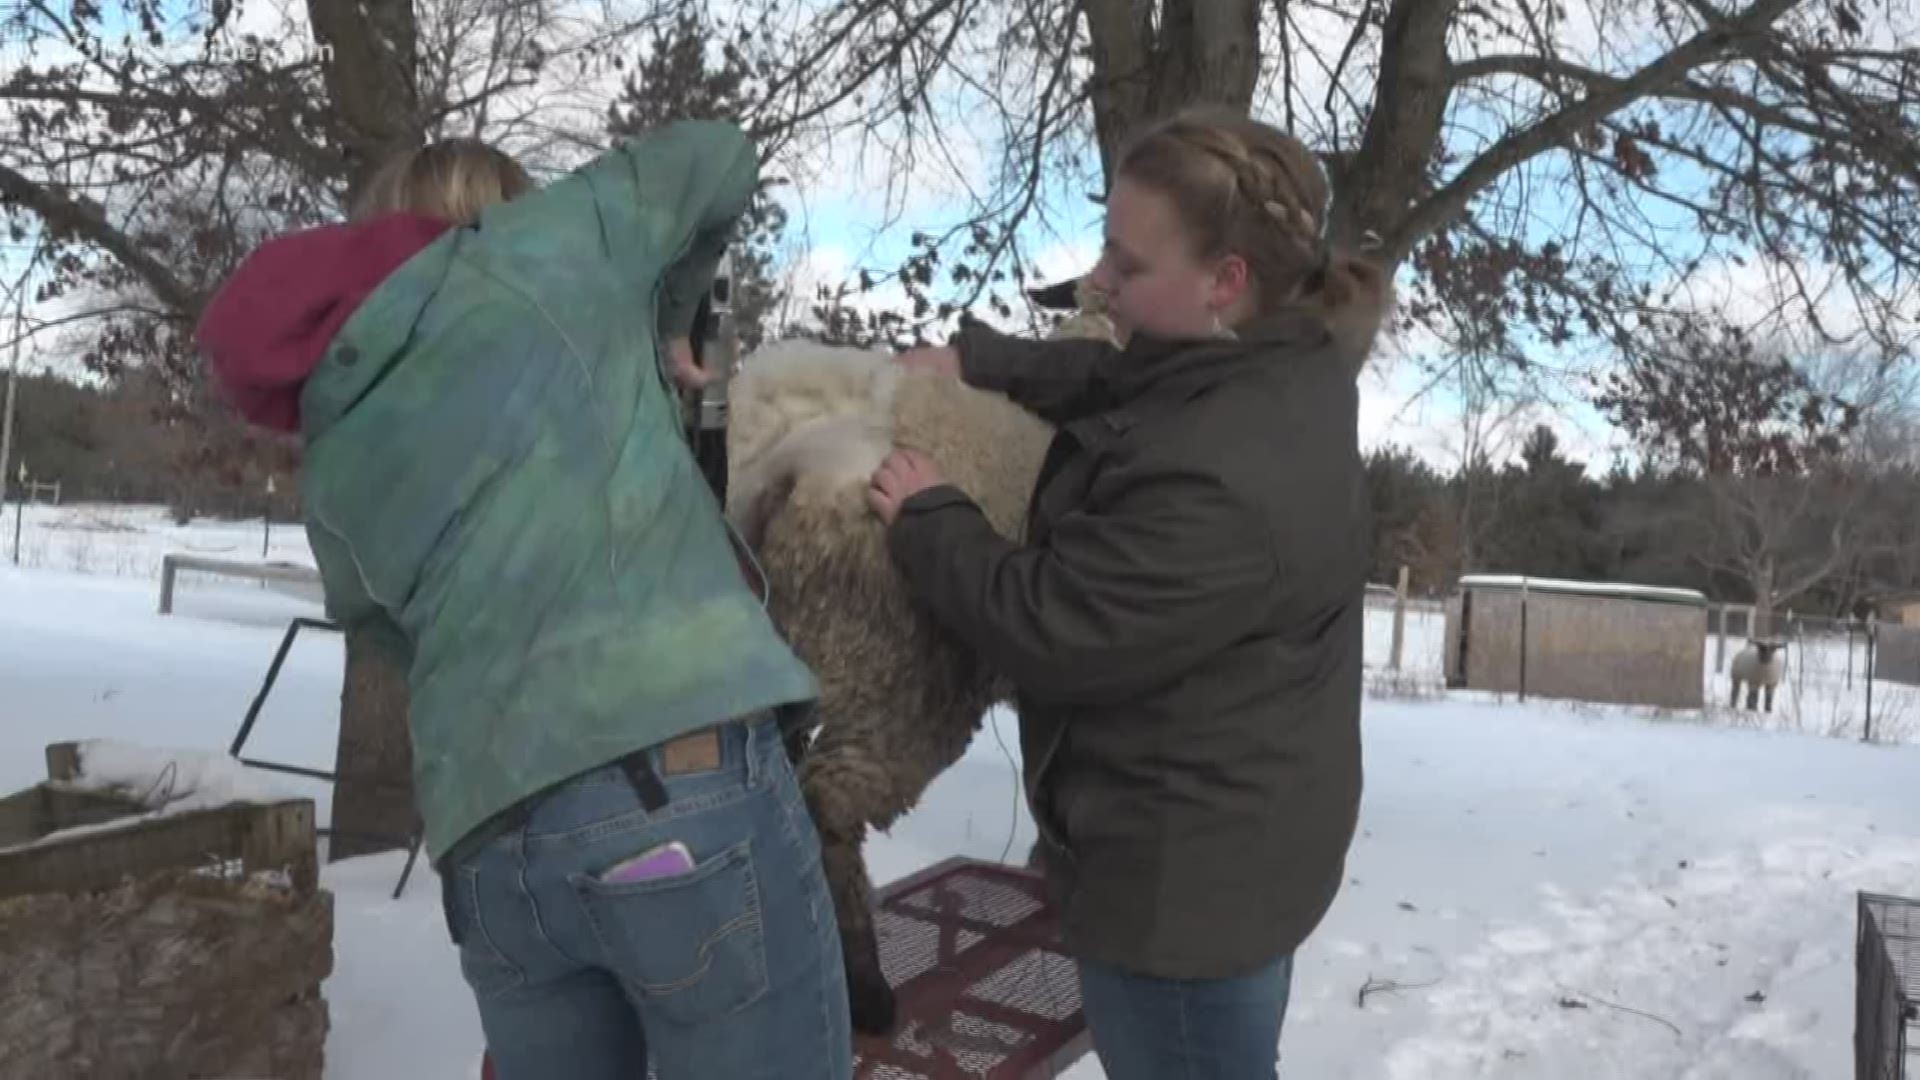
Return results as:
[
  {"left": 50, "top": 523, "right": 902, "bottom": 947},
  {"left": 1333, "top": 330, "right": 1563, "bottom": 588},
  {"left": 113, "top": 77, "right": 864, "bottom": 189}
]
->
[
  {"left": 724, "top": 339, "right": 1052, "bottom": 1036},
  {"left": 1729, "top": 639, "right": 1788, "bottom": 712}
]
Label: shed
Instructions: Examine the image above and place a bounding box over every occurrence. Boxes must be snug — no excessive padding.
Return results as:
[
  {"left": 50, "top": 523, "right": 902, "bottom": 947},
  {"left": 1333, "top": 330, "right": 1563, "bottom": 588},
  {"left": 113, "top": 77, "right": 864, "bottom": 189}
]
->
[
  {"left": 1869, "top": 591, "right": 1920, "bottom": 629},
  {"left": 1874, "top": 623, "right": 1920, "bottom": 688},
  {"left": 1443, "top": 574, "right": 1708, "bottom": 710}
]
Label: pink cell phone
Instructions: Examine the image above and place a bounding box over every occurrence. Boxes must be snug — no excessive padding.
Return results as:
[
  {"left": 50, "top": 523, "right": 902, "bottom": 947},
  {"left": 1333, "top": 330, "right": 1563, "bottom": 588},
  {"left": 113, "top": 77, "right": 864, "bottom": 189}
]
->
[{"left": 599, "top": 841, "right": 695, "bottom": 883}]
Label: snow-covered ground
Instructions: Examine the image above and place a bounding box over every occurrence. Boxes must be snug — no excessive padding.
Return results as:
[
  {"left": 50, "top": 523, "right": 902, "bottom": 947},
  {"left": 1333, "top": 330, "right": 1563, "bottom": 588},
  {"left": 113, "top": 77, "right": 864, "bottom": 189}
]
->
[{"left": 4, "top": 503, "right": 1919, "bottom": 1079}]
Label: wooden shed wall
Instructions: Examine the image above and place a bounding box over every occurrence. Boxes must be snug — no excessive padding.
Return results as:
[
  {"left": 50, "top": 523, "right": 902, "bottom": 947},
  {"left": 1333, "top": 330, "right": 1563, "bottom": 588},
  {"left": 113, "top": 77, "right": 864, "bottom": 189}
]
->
[{"left": 1444, "top": 587, "right": 1706, "bottom": 709}]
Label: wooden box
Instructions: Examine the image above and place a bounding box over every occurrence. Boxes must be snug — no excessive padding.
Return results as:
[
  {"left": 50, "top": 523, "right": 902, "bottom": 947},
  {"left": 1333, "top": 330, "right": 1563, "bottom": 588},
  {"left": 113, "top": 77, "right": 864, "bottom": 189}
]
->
[{"left": 0, "top": 742, "right": 333, "bottom": 1080}]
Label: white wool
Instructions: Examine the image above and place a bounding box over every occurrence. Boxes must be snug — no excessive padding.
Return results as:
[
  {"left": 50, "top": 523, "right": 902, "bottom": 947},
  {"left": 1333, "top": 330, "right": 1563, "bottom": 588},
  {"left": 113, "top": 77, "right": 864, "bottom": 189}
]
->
[
  {"left": 1731, "top": 644, "right": 1787, "bottom": 688},
  {"left": 726, "top": 340, "right": 902, "bottom": 530}
]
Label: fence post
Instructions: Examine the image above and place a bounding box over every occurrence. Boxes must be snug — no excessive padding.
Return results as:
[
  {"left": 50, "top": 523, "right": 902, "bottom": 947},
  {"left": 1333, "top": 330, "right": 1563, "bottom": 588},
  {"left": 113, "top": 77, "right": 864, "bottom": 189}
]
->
[
  {"left": 1455, "top": 588, "right": 1474, "bottom": 690},
  {"left": 9, "top": 479, "right": 20, "bottom": 566},
  {"left": 1863, "top": 617, "right": 1877, "bottom": 744},
  {"left": 1518, "top": 578, "right": 1530, "bottom": 704},
  {"left": 1714, "top": 604, "right": 1727, "bottom": 674},
  {"left": 158, "top": 554, "right": 178, "bottom": 616},
  {"left": 1389, "top": 565, "right": 1409, "bottom": 671},
  {"left": 1791, "top": 615, "right": 1806, "bottom": 704}
]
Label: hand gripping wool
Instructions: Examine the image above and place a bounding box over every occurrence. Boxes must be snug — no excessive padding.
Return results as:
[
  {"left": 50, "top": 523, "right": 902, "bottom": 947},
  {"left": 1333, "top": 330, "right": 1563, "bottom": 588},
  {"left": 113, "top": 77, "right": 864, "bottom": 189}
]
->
[{"left": 722, "top": 339, "right": 1054, "bottom": 1035}]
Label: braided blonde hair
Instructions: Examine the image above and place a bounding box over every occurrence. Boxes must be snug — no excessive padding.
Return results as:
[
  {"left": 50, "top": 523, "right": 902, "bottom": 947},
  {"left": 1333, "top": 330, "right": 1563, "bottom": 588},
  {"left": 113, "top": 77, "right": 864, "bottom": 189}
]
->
[{"left": 1116, "top": 106, "right": 1389, "bottom": 363}]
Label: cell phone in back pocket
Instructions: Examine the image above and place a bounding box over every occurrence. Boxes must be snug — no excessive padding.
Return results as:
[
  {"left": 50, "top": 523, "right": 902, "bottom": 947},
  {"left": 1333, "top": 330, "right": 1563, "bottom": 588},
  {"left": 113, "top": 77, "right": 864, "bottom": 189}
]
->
[{"left": 599, "top": 840, "right": 695, "bottom": 884}]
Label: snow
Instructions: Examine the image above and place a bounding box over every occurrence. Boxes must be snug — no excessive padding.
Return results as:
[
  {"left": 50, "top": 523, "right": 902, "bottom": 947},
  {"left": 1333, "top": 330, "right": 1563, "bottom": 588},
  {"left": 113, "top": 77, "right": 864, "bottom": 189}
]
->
[
  {"left": 0, "top": 737, "right": 301, "bottom": 853},
  {"left": 68, "top": 738, "right": 298, "bottom": 809},
  {"left": 1458, "top": 574, "right": 1709, "bottom": 606},
  {"left": 5, "top": 504, "right": 1920, "bottom": 1080}
]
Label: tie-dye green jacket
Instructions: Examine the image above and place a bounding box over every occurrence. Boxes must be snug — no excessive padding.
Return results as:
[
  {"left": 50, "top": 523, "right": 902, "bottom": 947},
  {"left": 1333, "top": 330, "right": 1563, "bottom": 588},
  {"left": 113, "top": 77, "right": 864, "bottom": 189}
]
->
[{"left": 205, "top": 120, "right": 818, "bottom": 863}]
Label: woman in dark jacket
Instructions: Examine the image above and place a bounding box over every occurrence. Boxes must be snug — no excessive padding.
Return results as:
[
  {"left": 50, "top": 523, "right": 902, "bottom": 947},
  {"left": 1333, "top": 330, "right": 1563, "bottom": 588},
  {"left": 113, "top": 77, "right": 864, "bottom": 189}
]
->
[{"left": 867, "top": 106, "right": 1388, "bottom": 1079}]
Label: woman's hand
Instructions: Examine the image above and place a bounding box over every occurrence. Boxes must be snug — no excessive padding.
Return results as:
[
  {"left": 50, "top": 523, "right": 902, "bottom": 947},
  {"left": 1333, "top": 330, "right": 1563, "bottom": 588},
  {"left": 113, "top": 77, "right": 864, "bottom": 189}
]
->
[
  {"left": 868, "top": 448, "right": 948, "bottom": 525},
  {"left": 894, "top": 345, "right": 961, "bottom": 380},
  {"left": 666, "top": 336, "right": 712, "bottom": 393}
]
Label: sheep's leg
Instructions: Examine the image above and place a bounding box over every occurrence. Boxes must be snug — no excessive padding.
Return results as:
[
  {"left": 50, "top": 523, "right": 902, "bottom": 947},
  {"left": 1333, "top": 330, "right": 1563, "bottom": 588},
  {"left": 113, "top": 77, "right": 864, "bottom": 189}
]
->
[
  {"left": 819, "top": 829, "right": 895, "bottom": 1036},
  {"left": 797, "top": 743, "right": 904, "bottom": 1037},
  {"left": 1729, "top": 679, "right": 1741, "bottom": 709},
  {"left": 1763, "top": 684, "right": 1774, "bottom": 714},
  {"left": 1745, "top": 683, "right": 1759, "bottom": 711}
]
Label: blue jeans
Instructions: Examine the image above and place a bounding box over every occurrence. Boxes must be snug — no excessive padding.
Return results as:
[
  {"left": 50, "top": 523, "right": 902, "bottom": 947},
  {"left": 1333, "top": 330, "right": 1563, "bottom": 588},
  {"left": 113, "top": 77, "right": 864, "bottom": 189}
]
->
[
  {"left": 1076, "top": 953, "right": 1293, "bottom": 1079},
  {"left": 440, "top": 713, "right": 851, "bottom": 1080}
]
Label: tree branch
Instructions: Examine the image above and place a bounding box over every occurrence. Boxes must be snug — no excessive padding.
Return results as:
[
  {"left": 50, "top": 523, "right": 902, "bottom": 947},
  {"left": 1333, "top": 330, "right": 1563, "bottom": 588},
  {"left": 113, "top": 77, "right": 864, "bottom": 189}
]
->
[
  {"left": 1388, "top": 0, "right": 1801, "bottom": 258},
  {"left": 0, "top": 161, "right": 195, "bottom": 311}
]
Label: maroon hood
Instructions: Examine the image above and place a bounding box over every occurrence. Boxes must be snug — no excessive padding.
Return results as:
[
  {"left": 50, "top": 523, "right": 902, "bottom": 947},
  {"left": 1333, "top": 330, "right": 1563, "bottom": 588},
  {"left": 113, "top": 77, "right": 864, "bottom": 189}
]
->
[{"left": 196, "top": 213, "right": 453, "bottom": 433}]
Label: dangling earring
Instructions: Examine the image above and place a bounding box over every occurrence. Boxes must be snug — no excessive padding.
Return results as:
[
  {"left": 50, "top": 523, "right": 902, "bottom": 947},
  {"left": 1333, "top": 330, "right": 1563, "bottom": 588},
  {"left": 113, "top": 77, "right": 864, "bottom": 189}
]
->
[{"left": 1210, "top": 311, "right": 1236, "bottom": 340}]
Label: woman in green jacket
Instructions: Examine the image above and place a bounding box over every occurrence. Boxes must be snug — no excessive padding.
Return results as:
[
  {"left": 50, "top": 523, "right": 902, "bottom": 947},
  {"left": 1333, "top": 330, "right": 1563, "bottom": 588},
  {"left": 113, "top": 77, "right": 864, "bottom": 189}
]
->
[{"left": 198, "top": 120, "right": 850, "bottom": 1080}]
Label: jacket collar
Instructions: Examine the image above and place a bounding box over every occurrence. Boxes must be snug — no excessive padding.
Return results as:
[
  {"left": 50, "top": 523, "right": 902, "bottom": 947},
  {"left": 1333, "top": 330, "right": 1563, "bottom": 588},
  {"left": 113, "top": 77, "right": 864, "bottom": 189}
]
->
[{"left": 1103, "top": 309, "right": 1337, "bottom": 412}]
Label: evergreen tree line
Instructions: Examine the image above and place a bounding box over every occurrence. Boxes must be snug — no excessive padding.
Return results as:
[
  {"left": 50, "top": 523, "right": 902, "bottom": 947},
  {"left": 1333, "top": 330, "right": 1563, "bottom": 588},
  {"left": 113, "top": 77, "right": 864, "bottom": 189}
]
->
[
  {"left": 3, "top": 370, "right": 303, "bottom": 523},
  {"left": 1367, "top": 423, "right": 1920, "bottom": 619}
]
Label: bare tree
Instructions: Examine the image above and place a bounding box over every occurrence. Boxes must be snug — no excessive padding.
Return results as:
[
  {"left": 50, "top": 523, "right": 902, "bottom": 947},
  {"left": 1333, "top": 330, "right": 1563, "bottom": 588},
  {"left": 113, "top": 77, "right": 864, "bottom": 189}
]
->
[
  {"left": 670, "top": 0, "right": 1920, "bottom": 363},
  {"left": 1594, "top": 320, "right": 1897, "bottom": 632},
  {"left": 1445, "top": 354, "right": 1538, "bottom": 574}
]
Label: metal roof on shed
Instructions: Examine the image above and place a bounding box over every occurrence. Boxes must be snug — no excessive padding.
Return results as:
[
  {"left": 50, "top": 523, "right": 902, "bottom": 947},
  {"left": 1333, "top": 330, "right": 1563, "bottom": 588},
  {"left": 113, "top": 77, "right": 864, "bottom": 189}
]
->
[{"left": 1457, "top": 574, "right": 1708, "bottom": 607}]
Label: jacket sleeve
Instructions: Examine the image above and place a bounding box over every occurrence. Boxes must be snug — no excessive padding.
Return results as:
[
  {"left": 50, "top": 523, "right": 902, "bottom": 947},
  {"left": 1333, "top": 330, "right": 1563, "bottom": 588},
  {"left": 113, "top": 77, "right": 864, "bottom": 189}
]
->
[
  {"left": 572, "top": 119, "right": 761, "bottom": 339},
  {"left": 306, "top": 517, "right": 414, "bottom": 665},
  {"left": 884, "top": 470, "right": 1275, "bottom": 707},
  {"left": 954, "top": 317, "right": 1122, "bottom": 424}
]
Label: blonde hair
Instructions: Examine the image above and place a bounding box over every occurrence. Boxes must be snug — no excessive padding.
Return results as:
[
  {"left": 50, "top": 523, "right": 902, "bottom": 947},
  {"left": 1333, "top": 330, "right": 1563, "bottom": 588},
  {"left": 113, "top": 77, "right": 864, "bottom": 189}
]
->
[
  {"left": 1116, "top": 106, "right": 1390, "bottom": 364},
  {"left": 350, "top": 138, "right": 532, "bottom": 224}
]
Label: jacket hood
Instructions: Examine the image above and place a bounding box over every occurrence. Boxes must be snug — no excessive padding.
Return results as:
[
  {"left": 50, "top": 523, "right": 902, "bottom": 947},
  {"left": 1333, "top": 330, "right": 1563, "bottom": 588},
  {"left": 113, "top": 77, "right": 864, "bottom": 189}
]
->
[{"left": 196, "top": 213, "right": 454, "bottom": 433}]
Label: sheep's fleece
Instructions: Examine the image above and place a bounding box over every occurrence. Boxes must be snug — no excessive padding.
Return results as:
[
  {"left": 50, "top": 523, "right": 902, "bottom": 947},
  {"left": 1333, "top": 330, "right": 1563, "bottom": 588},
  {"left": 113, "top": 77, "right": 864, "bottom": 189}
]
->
[{"left": 722, "top": 339, "right": 1053, "bottom": 1033}]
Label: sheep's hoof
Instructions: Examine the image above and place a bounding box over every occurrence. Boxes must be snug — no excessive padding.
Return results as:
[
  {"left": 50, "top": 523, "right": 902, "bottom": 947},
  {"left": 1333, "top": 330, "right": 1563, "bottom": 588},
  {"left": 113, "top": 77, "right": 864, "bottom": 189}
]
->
[{"left": 849, "top": 980, "right": 898, "bottom": 1037}]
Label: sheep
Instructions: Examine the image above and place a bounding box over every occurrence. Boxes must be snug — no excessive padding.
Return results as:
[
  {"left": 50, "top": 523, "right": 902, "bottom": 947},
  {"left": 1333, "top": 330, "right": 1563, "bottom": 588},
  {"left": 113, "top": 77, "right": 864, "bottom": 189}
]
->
[
  {"left": 723, "top": 338, "right": 1054, "bottom": 1036},
  {"left": 1026, "top": 273, "right": 1119, "bottom": 346},
  {"left": 1729, "top": 639, "right": 1787, "bottom": 712}
]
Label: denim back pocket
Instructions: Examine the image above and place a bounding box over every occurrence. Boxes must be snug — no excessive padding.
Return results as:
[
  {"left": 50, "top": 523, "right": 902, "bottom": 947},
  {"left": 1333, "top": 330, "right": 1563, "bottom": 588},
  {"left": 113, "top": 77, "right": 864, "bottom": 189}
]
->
[{"left": 569, "top": 839, "right": 770, "bottom": 1024}]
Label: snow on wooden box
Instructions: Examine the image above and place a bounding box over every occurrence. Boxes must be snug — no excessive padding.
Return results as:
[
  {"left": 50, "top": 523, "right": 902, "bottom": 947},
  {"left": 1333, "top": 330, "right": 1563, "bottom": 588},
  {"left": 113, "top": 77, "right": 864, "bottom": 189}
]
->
[
  {"left": 0, "top": 740, "right": 331, "bottom": 1080},
  {"left": 1443, "top": 574, "right": 1709, "bottom": 710}
]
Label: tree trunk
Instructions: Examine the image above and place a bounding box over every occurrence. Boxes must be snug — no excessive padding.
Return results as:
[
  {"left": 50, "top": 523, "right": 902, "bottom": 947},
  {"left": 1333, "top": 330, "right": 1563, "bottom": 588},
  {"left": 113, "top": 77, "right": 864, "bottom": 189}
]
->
[
  {"left": 1081, "top": 0, "right": 1262, "bottom": 184},
  {"left": 1752, "top": 559, "right": 1777, "bottom": 641},
  {"left": 327, "top": 627, "right": 420, "bottom": 861},
  {"left": 307, "top": 0, "right": 426, "bottom": 193},
  {"left": 1330, "top": 0, "right": 1461, "bottom": 256},
  {"left": 304, "top": 0, "right": 425, "bottom": 863}
]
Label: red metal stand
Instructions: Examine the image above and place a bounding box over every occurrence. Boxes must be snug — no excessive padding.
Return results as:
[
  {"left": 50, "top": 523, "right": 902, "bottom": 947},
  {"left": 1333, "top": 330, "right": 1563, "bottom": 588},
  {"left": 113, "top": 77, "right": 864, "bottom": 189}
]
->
[{"left": 851, "top": 857, "right": 1089, "bottom": 1078}]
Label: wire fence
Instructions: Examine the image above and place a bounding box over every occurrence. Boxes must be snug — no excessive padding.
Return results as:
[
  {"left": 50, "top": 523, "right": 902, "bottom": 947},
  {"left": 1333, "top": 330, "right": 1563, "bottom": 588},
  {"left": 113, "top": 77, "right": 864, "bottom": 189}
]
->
[
  {"left": 1856, "top": 891, "right": 1920, "bottom": 1080},
  {"left": 1360, "top": 573, "right": 1920, "bottom": 745}
]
